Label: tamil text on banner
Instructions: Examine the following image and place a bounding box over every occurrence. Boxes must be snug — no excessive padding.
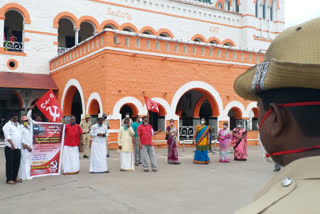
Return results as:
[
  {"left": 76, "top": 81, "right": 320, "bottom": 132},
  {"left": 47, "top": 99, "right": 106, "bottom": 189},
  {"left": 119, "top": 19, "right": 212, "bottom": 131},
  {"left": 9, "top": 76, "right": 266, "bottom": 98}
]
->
[
  {"left": 30, "top": 122, "right": 65, "bottom": 178},
  {"left": 144, "top": 97, "right": 159, "bottom": 113},
  {"left": 36, "top": 90, "right": 64, "bottom": 122}
]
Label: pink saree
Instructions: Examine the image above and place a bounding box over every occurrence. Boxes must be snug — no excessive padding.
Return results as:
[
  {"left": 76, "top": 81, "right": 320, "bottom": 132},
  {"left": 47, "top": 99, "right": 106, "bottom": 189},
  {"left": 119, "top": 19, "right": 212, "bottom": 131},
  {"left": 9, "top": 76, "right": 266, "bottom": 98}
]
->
[
  {"left": 218, "top": 129, "right": 232, "bottom": 162},
  {"left": 232, "top": 128, "right": 247, "bottom": 160},
  {"left": 167, "top": 126, "right": 179, "bottom": 164}
]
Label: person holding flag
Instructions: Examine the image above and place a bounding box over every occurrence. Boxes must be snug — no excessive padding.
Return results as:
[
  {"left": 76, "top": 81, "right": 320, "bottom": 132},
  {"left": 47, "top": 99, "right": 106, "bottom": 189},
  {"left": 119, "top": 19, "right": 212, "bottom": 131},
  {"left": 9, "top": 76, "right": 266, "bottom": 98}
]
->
[
  {"left": 137, "top": 116, "right": 161, "bottom": 172},
  {"left": 138, "top": 97, "right": 162, "bottom": 172}
]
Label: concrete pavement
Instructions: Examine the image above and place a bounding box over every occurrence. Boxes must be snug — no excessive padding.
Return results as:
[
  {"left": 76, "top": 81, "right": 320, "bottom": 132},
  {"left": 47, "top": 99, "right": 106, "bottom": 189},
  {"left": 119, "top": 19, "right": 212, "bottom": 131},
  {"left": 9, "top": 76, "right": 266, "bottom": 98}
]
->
[{"left": 0, "top": 147, "right": 276, "bottom": 214}]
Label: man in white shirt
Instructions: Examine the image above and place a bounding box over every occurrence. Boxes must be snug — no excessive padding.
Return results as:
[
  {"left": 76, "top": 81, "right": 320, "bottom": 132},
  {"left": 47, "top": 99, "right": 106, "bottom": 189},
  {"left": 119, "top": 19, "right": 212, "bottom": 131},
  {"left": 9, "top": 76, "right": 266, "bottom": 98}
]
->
[
  {"left": 19, "top": 116, "right": 33, "bottom": 180},
  {"left": 2, "top": 113, "right": 22, "bottom": 184},
  {"left": 90, "top": 117, "right": 109, "bottom": 173}
]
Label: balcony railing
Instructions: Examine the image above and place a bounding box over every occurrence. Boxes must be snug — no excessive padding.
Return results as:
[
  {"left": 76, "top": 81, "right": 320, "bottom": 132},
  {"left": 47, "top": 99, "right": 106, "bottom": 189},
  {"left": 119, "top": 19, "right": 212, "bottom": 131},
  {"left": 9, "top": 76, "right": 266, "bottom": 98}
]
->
[
  {"left": 3, "top": 41, "right": 23, "bottom": 52},
  {"left": 58, "top": 47, "right": 70, "bottom": 55}
]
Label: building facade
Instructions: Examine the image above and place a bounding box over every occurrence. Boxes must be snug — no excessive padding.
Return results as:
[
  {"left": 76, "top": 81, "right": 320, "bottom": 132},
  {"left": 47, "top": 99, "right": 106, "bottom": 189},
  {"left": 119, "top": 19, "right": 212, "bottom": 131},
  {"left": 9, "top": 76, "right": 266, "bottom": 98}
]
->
[{"left": 0, "top": 0, "right": 285, "bottom": 144}]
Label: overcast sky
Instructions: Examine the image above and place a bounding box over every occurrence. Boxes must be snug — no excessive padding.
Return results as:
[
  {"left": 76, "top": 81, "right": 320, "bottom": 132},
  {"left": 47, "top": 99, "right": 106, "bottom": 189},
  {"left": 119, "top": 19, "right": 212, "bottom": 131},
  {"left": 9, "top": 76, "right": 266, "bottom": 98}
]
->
[{"left": 285, "top": 0, "right": 320, "bottom": 27}]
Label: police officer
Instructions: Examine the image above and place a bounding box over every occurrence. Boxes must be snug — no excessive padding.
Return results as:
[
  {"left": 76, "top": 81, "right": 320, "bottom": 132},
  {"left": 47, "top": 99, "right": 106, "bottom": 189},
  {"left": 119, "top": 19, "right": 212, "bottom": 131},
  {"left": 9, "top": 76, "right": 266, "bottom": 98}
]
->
[
  {"left": 80, "top": 114, "right": 92, "bottom": 158},
  {"left": 234, "top": 18, "right": 320, "bottom": 213}
]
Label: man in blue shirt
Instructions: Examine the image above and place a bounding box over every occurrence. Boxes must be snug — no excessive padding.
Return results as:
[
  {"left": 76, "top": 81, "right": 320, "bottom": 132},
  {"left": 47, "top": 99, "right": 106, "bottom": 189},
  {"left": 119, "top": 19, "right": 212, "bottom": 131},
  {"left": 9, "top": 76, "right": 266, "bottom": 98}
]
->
[{"left": 131, "top": 115, "right": 142, "bottom": 166}]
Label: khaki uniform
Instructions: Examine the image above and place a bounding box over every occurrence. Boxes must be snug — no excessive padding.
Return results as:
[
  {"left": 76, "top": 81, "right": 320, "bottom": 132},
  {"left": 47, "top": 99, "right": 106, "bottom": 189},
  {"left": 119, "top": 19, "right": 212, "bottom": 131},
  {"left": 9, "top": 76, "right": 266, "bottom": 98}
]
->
[
  {"left": 235, "top": 156, "right": 320, "bottom": 214},
  {"left": 80, "top": 120, "right": 92, "bottom": 155}
]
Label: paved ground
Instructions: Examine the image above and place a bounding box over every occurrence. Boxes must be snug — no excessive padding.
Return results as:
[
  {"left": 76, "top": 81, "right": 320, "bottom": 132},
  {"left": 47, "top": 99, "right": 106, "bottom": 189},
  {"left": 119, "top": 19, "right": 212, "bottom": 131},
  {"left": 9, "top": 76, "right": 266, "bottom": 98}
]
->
[{"left": 0, "top": 146, "right": 276, "bottom": 214}]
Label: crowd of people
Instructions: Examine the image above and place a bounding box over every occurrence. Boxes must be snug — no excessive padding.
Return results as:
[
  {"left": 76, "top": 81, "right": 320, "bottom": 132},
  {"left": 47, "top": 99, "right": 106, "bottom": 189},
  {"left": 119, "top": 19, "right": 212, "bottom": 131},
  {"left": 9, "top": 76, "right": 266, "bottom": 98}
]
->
[{"left": 1, "top": 106, "right": 249, "bottom": 184}]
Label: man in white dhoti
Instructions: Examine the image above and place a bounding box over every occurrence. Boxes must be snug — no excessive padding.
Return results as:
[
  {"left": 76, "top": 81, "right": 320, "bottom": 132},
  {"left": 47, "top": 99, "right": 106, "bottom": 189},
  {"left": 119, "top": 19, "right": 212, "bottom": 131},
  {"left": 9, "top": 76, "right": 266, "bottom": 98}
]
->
[
  {"left": 63, "top": 115, "right": 83, "bottom": 175},
  {"left": 18, "top": 116, "right": 33, "bottom": 180},
  {"left": 90, "top": 117, "right": 109, "bottom": 173},
  {"left": 118, "top": 118, "right": 135, "bottom": 171}
]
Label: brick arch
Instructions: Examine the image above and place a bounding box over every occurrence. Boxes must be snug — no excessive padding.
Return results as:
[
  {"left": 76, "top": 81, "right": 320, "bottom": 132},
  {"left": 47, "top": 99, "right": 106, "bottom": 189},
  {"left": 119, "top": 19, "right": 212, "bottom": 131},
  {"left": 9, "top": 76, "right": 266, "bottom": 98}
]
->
[
  {"left": 0, "top": 3, "right": 31, "bottom": 24},
  {"left": 157, "top": 28, "right": 174, "bottom": 38},
  {"left": 61, "top": 79, "right": 85, "bottom": 116},
  {"left": 175, "top": 89, "right": 220, "bottom": 117},
  {"left": 139, "top": 26, "right": 157, "bottom": 35},
  {"left": 228, "top": 107, "right": 243, "bottom": 119},
  {"left": 88, "top": 99, "right": 100, "bottom": 115},
  {"left": 53, "top": 12, "right": 79, "bottom": 29},
  {"left": 79, "top": 16, "right": 100, "bottom": 33},
  {"left": 120, "top": 103, "right": 139, "bottom": 118},
  {"left": 120, "top": 22, "right": 139, "bottom": 32},
  {"left": 99, "top": 20, "right": 120, "bottom": 31},
  {"left": 113, "top": 97, "right": 145, "bottom": 116},
  {"left": 171, "top": 81, "right": 224, "bottom": 118},
  {"left": 191, "top": 34, "right": 206, "bottom": 42},
  {"left": 63, "top": 86, "right": 80, "bottom": 115},
  {"left": 207, "top": 37, "right": 222, "bottom": 44},
  {"left": 222, "top": 39, "right": 236, "bottom": 47}
]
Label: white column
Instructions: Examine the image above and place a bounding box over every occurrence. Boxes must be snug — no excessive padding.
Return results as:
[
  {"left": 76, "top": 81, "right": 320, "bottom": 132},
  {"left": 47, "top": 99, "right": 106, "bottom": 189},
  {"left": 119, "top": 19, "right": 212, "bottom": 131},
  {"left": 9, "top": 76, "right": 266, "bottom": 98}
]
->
[
  {"left": 260, "top": 2, "right": 263, "bottom": 37},
  {"left": 74, "top": 28, "right": 80, "bottom": 45},
  {"left": 0, "top": 19, "right": 4, "bottom": 48},
  {"left": 268, "top": 6, "right": 271, "bottom": 39}
]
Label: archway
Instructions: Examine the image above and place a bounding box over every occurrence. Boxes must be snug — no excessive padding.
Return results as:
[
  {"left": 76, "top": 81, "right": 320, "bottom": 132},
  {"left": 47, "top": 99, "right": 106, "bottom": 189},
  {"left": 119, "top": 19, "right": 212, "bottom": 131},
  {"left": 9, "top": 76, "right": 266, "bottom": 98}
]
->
[
  {"left": 88, "top": 99, "right": 100, "bottom": 116},
  {"left": 58, "top": 18, "right": 75, "bottom": 53},
  {"left": 79, "top": 21, "right": 95, "bottom": 43},
  {"left": 120, "top": 103, "right": 138, "bottom": 122},
  {"left": 175, "top": 89, "right": 219, "bottom": 140},
  {"left": 63, "top": 86, "right": 83, "bottom": 124},
  {"left": 4, "top": 10, "right": 24, "bottom": 52},
  {"left": 228, "top": 107, "right": 243, "bottom": 130},
  {"left": 88, "top": 99, "right": 100, "bottom": 124}
]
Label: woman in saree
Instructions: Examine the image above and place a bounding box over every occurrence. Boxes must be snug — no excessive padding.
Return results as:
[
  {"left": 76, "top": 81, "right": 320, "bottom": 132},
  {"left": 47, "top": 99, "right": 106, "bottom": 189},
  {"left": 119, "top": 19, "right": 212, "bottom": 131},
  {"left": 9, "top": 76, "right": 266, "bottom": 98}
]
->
[
  {"left": 232, "top": 121, "right": 248, "bottom": 161},
  {"left": 217, "top": 123, "right": 232, "bottom": 163},
  {"left": 166, "top": 119, "right": 180, "bottom": 164},
  {"left": 193, "top": 118, "right": 211, "bottom": 164}
]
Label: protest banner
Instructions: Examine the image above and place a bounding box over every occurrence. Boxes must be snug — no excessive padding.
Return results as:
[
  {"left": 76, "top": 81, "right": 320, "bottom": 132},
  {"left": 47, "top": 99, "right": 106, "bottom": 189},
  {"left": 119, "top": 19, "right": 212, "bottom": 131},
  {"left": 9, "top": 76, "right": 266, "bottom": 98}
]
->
[{"left": 30, "top": 122, "right": 65, "bottom": 178}]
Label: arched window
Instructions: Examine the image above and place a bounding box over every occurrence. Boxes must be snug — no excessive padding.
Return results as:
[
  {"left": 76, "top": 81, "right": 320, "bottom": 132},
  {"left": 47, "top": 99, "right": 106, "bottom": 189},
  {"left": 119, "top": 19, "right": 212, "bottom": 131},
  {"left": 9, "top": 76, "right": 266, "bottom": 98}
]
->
[
  {"left": 79, "top": 22, "right": 95, "bottom": 43},
  {"left": 4, "top": 10, "right": 24, "bottom": 52},
  {"left": 58, "top": 18, "right": 76, "bottom": 54},
  {"left": 142, "top": 31, "right": 153, "bottom": 35},
  {"left": 193, "top": 38, "right": 204, "bottom": 43},
  {"left": 224, "top": 42, "right": 233, "bottom": 47},
  {"left": 217, "top": 3, "right": 223, "bottom": 9},
  {"left": 159, "top": 33, "right": 170, "bottom": 38},
  {"left": 123, "top": 27, "right": 134, "bottom": 32}
]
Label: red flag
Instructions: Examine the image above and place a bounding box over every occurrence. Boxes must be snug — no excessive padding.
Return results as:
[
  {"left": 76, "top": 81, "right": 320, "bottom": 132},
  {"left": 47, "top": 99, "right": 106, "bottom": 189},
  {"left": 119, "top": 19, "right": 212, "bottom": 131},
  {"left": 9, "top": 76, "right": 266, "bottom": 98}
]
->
[
  {"left": 36, "top": 90, "right": 64, "bottom": 122},
  {"left": 144, "top": 97, "right": 159, "bottom": 114}
]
